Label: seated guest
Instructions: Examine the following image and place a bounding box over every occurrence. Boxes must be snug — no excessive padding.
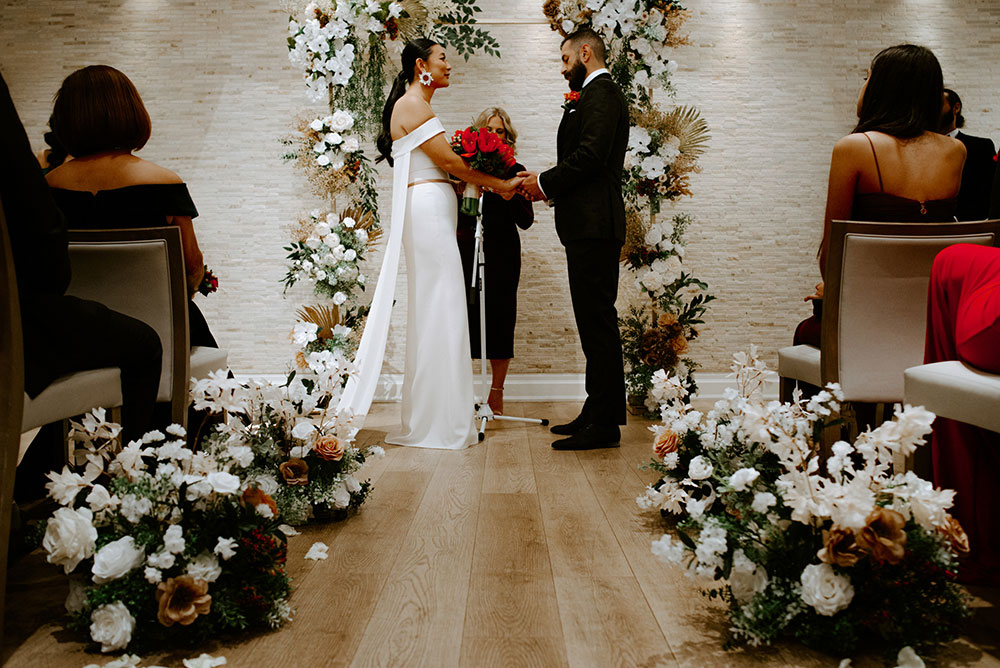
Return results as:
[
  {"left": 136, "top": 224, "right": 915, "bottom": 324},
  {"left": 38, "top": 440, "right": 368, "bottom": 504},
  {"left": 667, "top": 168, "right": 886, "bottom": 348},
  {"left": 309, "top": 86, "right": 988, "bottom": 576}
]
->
[
  {"left": 940, "top": 88, "right": 997, "bottom": 221},
  {"left": 925, "top": 243, "right": 1000, "bottom": 585},
  {"left": 1, "top": 71, "right": 161, "bottom": 497},
  {"left": 794, "top": 44, "right": 965, "bottom": 348},
  {"left": 45, "top": 65, "right": 217, "bottom": 348},
  {"left": 456, "top": 107, "right": 534, "bottom": 415}
]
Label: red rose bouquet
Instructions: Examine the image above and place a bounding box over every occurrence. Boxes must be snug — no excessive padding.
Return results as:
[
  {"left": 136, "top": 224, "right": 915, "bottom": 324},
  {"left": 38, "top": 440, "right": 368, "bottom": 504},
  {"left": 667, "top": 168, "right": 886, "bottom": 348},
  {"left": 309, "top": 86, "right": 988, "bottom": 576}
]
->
[
  {"left": 198, "top": 266, "right": 219, "bottom": 297},
  {"left": 450, "top": 127, "right": 516, "bottom": 216}
]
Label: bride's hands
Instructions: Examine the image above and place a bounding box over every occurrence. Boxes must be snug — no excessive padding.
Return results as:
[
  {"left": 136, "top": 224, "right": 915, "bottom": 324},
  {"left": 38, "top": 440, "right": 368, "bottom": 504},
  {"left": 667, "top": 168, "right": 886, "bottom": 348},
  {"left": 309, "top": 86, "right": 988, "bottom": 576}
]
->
[{"left": 494, "top": 176, "right": 524, "bottom": 198}]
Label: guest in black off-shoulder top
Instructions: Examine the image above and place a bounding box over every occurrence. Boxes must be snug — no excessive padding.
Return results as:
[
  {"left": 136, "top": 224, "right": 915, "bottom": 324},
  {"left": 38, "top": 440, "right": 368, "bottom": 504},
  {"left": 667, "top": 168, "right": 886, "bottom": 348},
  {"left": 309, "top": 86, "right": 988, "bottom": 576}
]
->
[{"left": 45, "top": 65, "right": 217, "bottom": 349}]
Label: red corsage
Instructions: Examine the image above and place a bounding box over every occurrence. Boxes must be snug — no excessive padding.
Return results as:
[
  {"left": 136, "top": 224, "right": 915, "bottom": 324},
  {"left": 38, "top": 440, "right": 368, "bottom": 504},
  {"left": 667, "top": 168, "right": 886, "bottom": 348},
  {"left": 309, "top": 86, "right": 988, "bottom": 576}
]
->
[{"left": 562, "top": 90, "right": 581, "bottom": 111}]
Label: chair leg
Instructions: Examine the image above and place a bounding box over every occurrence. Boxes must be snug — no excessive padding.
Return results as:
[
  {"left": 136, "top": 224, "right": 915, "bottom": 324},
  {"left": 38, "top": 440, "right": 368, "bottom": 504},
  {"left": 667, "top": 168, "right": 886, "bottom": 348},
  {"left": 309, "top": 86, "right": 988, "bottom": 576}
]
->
[{"left": 779, "top": 376, "right": 794, "bottom": 403}]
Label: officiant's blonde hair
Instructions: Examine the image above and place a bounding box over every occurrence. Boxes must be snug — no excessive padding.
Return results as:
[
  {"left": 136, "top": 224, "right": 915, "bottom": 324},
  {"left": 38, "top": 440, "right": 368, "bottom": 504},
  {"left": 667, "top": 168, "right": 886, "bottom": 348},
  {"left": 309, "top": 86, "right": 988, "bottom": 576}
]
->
[{"left": 472, "top": 107, "right": 518, "bottom": 156}]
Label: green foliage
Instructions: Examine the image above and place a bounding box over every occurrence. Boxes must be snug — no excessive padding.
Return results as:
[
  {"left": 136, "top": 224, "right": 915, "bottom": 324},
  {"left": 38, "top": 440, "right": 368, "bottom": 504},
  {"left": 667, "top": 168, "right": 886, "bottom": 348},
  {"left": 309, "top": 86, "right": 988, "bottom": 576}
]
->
[{"left": 429, "top": 0, "right": 500, "bottom": 60}]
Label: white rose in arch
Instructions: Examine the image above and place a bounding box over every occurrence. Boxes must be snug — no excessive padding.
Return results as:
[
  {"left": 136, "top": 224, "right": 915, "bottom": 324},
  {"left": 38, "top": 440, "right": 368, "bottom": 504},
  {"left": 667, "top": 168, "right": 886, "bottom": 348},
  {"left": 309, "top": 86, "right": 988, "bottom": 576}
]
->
[
  {"left": 800, "top": 562, "right": 854, "bottom": 616},
  {"left": 305, "top": 236, "right": 321, "bottom": 250},
  {"left": 341, "top": 216, "right": 356, "bottom": 228},
  {"left": 687, "top": 455, "right": 714, "bottom": 481},
  {"left": 92, "top": 536, "right": 146, "bottom": 584},
  {"left": 309, "top": 118, "right": 324, "bottom": 131},
  {"left": 329, "top": 109, "right": 354, "bottom": 132},
  {"left": 315, "top": 222, "right": 331, "bottom": 238},
  {"left": 89, "top": 601, "right": 135, "bottom": 652},
  {"left": 341, "top": 136, "right": 360, "bottom": 153},
  {"left": 728, "top": 467, "right": 760, "bottom": 492},
  {"left": 343, "top": 249, "right": 357, "bottom": 262},
  {"left": 332, "top": 291, "right": 347, "bottom": 305},
  {"left": 323, "top": 232, "right": 340, "bottom": 247},
  {"left": 43, "top": 507, "right": 97, "bottom": 574},
  {"left": 324, "top": 131, "right": 343, "bottom": 146},
  {"left": 316, "top": 154, "right": 331, "bottom": 167}
]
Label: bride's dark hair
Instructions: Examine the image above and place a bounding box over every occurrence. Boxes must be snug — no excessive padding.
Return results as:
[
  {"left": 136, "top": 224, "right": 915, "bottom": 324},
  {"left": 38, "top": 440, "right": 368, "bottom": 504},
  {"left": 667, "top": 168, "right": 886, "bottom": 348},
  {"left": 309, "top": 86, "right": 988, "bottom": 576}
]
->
[{"left": 376, "top": 38, "right": 438, "bottom": 166}]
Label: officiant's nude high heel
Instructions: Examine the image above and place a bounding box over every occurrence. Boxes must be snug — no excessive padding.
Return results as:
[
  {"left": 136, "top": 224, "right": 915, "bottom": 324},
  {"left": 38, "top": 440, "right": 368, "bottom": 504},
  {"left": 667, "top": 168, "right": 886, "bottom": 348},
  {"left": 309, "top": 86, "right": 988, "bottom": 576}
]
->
[{"left": 488, "top": 386, "right": 504, "bottom": 415}]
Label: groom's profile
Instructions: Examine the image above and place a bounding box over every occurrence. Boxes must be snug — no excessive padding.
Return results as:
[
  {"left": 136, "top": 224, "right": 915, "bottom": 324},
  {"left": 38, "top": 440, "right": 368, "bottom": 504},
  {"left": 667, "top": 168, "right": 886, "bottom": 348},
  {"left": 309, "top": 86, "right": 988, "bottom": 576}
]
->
[{"left": 518, "top": 28, "right": 628, "bottom": 450}]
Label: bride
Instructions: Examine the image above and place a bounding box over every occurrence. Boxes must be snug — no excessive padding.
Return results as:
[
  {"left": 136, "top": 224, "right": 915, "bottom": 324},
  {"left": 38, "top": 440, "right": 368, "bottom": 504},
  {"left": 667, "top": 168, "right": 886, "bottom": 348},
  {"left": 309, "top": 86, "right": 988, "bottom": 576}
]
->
[{"left": 338, "top": 39, "right": 523, "bottom": 449}]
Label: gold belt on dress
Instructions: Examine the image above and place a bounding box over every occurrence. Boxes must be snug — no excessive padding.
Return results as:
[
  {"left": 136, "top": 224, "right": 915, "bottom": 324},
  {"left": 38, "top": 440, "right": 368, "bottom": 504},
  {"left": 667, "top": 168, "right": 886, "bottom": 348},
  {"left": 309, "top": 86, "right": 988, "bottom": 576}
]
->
[{"left": 407, "top": 178, "right": 452, "bottom": 188}]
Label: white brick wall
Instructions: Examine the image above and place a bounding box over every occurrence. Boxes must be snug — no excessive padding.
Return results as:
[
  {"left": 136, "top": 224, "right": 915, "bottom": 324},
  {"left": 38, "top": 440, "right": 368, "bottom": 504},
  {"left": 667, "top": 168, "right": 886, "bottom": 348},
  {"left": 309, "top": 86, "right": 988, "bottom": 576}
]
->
[{"left": 3, "top": 0, "right": 999, "bottom": 376}]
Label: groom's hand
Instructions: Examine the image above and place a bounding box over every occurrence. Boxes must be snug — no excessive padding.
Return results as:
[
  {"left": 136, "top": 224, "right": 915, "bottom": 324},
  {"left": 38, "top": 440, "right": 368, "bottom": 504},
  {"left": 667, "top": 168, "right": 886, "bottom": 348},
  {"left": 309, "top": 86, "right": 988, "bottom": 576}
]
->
[{"left": 516, "top": 171, "right": 545, "bottom": 202}]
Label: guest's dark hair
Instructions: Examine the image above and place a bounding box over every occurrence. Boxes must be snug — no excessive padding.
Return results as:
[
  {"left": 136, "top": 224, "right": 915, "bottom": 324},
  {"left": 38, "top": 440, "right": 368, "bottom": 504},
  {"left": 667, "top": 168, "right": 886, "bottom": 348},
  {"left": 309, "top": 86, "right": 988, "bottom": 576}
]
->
[
  {"left": 562, "top": 28, "right": 606, "bottom": 64},
  {"left": 42, "top": 114, "right": 68, "bottom": 169},
  {"left": 51, "top": 65, "right": 151, "bottom": 158},
  {"left": 376, "top": 38, "right": 439, "bottom": 166},
  {"left": 943, "top": 88, "right": 965, "bottom": 129},
  {"left": 854, "top": 44, "right": 942, "bottom": 139}
]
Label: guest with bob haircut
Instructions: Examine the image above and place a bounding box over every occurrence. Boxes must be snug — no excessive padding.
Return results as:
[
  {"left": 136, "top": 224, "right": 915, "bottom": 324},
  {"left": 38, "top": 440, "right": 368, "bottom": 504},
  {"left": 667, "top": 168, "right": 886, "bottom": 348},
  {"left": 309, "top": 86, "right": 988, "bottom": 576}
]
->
[{"left": 46, "top": 65, "right": 217, "bottom": 348}]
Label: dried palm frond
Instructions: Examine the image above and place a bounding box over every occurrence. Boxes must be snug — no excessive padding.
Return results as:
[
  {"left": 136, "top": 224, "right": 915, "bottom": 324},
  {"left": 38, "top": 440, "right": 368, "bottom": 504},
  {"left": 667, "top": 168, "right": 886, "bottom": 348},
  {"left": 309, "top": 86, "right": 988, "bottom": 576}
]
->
[
  {"left": 297, "top": 304, "right": 342, "bottom": 340},
  {"left": 396, "top": 0, "right": 428, "bottom": 41},
  {"left": 663, "top": 106, "right": 709, "bottom": 158},
  {"left": 341, "top": 206, "right": 383, "bottom": 245}
]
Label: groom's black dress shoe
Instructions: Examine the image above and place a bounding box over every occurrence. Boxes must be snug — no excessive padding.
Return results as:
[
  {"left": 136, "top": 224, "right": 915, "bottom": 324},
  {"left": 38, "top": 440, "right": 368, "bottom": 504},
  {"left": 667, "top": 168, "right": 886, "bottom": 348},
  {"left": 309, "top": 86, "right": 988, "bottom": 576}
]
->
[
  {"left": 552, "top": 424, "right": 620, "bottom": 450},
  {"left": 550, "top": 414, "right": 589, "bottom": 436}
]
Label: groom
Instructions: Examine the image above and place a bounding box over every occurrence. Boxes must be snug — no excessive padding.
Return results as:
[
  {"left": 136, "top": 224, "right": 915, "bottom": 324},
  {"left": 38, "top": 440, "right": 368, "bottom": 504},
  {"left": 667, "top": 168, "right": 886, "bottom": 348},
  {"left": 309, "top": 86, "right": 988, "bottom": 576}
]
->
[{"left": 519, "top": 28, "right": 628, "bottom": 450}]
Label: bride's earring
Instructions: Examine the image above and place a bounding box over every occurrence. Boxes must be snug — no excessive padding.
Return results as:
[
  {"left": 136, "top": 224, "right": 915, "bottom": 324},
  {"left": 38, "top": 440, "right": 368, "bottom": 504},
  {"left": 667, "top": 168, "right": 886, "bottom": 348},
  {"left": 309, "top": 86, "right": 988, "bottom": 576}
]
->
[{"left": 418, "top": 70, "right": 434, "bottom": 87}]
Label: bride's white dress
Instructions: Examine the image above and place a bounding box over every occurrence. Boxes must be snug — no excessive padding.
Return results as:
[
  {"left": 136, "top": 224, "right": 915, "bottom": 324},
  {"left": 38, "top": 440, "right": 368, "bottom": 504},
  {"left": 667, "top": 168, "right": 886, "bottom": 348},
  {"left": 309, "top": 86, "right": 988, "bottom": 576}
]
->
[{"left": 338, "top": 117, "right": 477, "bottom": 450}]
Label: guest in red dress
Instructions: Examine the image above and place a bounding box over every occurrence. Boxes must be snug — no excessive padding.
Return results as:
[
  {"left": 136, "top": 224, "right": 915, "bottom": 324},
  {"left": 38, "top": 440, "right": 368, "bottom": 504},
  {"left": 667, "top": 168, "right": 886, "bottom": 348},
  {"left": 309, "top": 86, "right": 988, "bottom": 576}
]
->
[
  {"left": 925, "top": 243, "right": 1000, "bottom": 585},
  {"left": 794, "top": 44, "right": 965, "bottom": 348}
]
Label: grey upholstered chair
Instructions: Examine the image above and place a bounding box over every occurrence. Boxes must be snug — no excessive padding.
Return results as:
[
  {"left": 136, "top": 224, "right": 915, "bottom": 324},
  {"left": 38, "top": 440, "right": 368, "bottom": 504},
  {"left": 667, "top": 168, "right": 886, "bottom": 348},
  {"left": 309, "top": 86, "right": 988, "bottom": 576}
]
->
[
  {"left": 778, "top": 219, "right": 1000, "bottom": 418},
  {"left": 905, "top": 362, "right": 1000, "bottom": 433},
  {"left": 66, "top": 227, "right": 228, "bottom": 428}
]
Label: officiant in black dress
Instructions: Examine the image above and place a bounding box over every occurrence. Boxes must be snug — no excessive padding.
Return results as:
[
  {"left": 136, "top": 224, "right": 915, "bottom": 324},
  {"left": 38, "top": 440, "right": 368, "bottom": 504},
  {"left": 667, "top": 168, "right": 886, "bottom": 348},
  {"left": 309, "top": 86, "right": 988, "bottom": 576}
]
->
[{"left": 457, "top": 107, "right": 533, "bottom": 416}]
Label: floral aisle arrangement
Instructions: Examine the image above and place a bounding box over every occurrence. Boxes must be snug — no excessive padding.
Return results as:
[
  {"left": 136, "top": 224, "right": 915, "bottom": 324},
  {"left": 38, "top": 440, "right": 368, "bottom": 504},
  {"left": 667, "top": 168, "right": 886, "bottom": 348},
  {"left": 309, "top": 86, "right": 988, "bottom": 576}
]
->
[
  {"left": 192, "top": 356, "right": 385, "bottom": 526},
  {"left": 543, "top": 0, "right": 713, "bottom": 408},
  {"left": 42, "top": 411, "right": 292, "bottom": 654},
  {"left": 637, "top": 348, "right": 971, "bottom": 659},
  {"left": 449, "top": 126, "right": 516, "bottom": 215}
]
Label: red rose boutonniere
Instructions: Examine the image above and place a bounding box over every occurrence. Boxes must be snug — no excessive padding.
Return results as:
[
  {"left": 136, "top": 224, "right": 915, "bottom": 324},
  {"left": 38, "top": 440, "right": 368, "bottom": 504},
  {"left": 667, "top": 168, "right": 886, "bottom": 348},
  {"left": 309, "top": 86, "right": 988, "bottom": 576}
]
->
[{"left": 562, "top": 90, "right": 580, "bottom": 111}]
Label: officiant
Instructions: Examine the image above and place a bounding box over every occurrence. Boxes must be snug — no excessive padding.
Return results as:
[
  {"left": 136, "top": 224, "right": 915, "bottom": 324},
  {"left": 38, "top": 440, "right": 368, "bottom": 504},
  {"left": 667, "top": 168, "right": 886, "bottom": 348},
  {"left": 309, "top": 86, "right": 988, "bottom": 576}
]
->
[{"left": 456, "top": 107, "right": 534, "bottom": 416}]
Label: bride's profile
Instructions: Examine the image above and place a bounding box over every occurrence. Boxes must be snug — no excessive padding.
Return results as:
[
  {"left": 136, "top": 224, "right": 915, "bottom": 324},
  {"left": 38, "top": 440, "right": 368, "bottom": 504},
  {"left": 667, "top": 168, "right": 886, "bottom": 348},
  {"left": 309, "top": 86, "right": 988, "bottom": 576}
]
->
[{"left": 338, "top": 38, "right": 523, "bottom": 449}]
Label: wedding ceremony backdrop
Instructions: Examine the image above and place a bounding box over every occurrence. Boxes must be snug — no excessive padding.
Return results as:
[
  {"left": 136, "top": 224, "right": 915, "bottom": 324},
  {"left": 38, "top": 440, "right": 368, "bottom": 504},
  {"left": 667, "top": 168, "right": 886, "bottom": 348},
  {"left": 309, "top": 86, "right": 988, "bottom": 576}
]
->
[{"left": 4, "top": 0, "right": 1000, "bottom": 391}]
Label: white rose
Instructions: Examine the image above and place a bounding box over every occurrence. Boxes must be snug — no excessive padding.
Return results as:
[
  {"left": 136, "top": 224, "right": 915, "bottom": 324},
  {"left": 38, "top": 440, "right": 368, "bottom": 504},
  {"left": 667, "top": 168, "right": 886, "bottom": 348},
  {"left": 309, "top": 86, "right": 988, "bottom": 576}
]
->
[
  {"left": 44, "top": 507, "right": 97, "bottom": 573},
  {"left": 206, "top": 471, "right": 241, "bottom": 496},
  {"left": 329, "top": 109, "right": 354, "bottom": 132},
  {"left": 305, "top": 236, "right": 321, "bottom": 249},
  {"left": 226, "top": 444, "right": 254, "bottom": 468},
  {"left": 355, "top": 228, "right": 368, "bottom": 243},
  {"left": 799, "top": 563, "right": 854, "bottom": 616},
  {"left": 253, "top": 474, "right": 279, "bottom": 496},
  {"left": 147, "top": 550, "right": 175, "bottom": 569},
  {"left": 163, "top": 524, "right": 185, "bottom": 554},
  {"left": 309, "top": 118, "right": 324, "bottom": 131},
  {"left": 728, "top": 467, "right": 760, "bottom": 492},
  {"left": 343, "top": 249, "right": 357, "bottom": 262},
  {"left": 186, "top": 551, "right": 222, "bottom": 583},
  {"left": 344, "top": 475, "right": 361, "bottom": 493},
  {"left": 341, "top": 216, "right": 356, "bottom": 228},
  {"left": 341, "top": 136, "right": 360, "bottom": 153},
  {"left": 291, "top": 420, "right": 315, "bottom": 441},
  {"left": 324, "top": 131, "right": 342, "bottom": 146},
  {"left": 89, "top": 601, "right": 135, "bottom": 652},
  {"left": 332, "top": 291, "right": 347, "bottom": 305},
  {"left": 687, "top": 455, "right": 714, "bottom": 481},
  {"left": 751, "top": 491, "right": 777, "bottom": 513},
  {"left": 314, "top": 222, "right": 331, "bottom": 238},
  {"left": 323, "top": 232, "right": 340, "bottom": 247},
  {"left": 316, "top": 154, "right": 331, "bottom": 167},
  {"left": 332, "top": 483, "right": 351, "bottom": 509},
  {"left": 92, "top": 536, "right": 146, "bottom": 584}
]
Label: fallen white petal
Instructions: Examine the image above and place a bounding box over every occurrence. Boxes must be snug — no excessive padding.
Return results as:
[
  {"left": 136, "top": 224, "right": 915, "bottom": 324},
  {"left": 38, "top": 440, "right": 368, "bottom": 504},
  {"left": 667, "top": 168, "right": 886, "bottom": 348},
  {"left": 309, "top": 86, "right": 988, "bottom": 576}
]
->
[
  {"left": 278, "top": 523, "right": 301, "bottom": 536},
  {"left": 895, "top": 647, "right": 924, "bottom": 668},
  {"left": 305, "top": 542, "right": 329, "bottom": 561}
]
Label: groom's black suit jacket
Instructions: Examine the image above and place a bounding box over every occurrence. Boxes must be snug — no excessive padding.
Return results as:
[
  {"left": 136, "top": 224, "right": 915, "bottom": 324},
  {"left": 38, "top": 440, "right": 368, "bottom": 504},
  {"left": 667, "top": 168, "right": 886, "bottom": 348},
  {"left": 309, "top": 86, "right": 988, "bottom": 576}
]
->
[
  {"left": 955, "top": 130, "right": 997, "bottom": 221},
  {"left": 540, "top": 73, "right": 628, "bottom": 245}
]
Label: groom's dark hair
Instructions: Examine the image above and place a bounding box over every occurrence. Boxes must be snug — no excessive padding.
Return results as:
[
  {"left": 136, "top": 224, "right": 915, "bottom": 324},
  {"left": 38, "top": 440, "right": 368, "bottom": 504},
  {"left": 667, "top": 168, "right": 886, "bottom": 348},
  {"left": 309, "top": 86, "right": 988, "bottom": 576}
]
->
[{"left": 562, "top": 28, "right": 606, "bottom": 64}]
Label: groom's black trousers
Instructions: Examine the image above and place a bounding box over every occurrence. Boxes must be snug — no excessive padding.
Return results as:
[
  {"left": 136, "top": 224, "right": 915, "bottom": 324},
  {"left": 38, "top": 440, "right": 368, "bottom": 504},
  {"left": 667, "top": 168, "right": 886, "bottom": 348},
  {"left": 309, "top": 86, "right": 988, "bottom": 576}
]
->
[{"left": 564, "top": 239, "right": 626, "bottom": 426}]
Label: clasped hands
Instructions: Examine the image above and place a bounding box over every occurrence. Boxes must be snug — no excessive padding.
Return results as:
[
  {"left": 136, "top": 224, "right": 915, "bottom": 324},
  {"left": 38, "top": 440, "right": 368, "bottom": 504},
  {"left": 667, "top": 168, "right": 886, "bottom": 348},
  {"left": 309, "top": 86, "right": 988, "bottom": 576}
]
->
[{"left": 471, "top": 171, "right": 546, "bottom": 202}]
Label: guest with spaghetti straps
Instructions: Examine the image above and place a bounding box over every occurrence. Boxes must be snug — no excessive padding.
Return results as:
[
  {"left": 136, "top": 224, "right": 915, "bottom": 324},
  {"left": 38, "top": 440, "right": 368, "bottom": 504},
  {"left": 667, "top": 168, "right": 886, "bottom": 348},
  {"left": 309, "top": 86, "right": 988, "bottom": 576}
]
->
[{"left": 793, "top": 44, "right": 965, "bottom": 348}]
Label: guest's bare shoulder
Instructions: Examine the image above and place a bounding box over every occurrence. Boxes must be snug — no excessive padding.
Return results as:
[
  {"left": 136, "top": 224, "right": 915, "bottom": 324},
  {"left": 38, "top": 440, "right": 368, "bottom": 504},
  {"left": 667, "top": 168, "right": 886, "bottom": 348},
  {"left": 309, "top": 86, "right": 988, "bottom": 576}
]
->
[
  {"left": 831, "top": 133, "right": 873, "bottom": 163},
  {"left": 127, "top": 158, "right": 184, "bottom": 185}
]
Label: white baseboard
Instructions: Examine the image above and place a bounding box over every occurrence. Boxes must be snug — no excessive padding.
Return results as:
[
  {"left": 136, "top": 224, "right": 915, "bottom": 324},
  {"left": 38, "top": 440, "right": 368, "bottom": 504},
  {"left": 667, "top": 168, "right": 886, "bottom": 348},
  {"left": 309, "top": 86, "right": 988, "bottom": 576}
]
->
[{"left": 234, "top": 372, "right": 779, "bottom": 402}]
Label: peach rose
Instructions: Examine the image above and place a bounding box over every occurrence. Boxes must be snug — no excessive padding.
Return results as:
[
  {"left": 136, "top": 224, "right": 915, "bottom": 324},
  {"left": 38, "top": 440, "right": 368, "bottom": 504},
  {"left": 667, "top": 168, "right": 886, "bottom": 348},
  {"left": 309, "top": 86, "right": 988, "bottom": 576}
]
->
[
  {"left": 658, "top": 312, "right": 678, "bottom": 327},
  {"left": 938, "top": 514, "right": 970, "bottom": 555},
  {"left": 654, "top": 429, "right": 680, "bottom": 458},
  {"left": 670, "top": 336, "right": 689, "bottom": 354},
  {"left": 818, "top": 527, "right": 864, "bottom": 567},
  {"left": 279, "top": 458, "right": 309, "bottom": 486},
  {"left": 241, "top": 488, "right": 278, "bottom": 516},
  {"left": 155, "top": 575, "right": 211, "bottom": 627},
  {"left": 855, "top": 507, "right": 907, "bottom": 565},
  {"left": 313, "top": 435, "right": 345, "bottom": 462}
]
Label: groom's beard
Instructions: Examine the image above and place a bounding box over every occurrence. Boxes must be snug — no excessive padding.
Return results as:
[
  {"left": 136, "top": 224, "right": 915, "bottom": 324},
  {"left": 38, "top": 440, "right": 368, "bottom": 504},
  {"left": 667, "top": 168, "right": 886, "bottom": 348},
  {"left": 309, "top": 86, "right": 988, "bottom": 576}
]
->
[{"left": 564, "top": 60, "right": 587, "bottom": 91}]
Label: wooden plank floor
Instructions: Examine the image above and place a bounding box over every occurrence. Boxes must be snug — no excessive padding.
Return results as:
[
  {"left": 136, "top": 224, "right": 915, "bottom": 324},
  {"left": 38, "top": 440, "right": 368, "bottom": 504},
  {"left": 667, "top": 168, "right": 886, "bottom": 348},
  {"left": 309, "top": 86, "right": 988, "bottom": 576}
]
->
[{"left": 3, "top": 402, "right": 999, "bottom": 667}]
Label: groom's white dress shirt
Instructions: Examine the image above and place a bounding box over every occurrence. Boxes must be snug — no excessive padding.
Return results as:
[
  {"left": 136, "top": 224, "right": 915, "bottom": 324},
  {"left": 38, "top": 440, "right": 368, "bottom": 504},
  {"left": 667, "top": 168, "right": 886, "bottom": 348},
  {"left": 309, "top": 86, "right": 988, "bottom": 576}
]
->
[{"left": 538, "top": 67, "right": 610, "bottom": 199}]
